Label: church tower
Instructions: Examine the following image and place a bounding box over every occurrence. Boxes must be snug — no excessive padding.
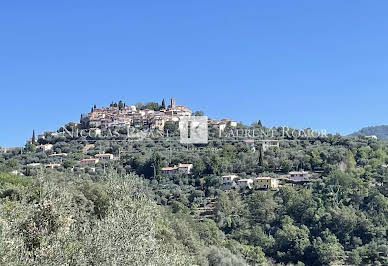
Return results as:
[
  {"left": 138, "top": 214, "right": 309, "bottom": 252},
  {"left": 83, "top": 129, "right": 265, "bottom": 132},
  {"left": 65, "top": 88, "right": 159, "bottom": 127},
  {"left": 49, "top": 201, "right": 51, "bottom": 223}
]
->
[{"left": 170, "top": 97, "right": 176, "bottom": 108}]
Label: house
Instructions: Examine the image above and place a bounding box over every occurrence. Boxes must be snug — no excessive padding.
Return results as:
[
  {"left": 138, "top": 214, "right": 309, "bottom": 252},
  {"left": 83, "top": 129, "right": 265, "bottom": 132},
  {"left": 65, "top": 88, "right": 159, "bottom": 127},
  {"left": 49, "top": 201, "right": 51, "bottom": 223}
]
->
[
  {"left": 254, "top": 177, "right": 279, "bottom": 189},
  {"left": 11, "top": 170, "right": 24, "bottom": 176},
  {"left": 237, "top": 179, "right": 253, "bottom": 189},
  {"left": 161, "top": 166, "right": 179, "bottom": 176},
  {"left": 0, "top": 147, "right": 20, "bottom": 153},
  {"left": 36, "top": 144, "right": 53, "bottom": 152},
  {"left": 178, "top": 163, "right": 193, "bottom": 174},
  {"left": 161, "top": 163, "right": 193, "bottom": 176},
  {"left": 79, "top": 158, "right": 100, "bottom": 166},
  {"left": 289, "top": 171, "right": 310, "bottom": 182},
  {"left": 27, "top": 163, "right": 41, "bottom": 167},
  {"left": 221, "top": 118, "right": 237, "bottom": 127},
  {"left": 95, "top": 153, "right": 114, "bottom": 161},
  {"left": 45, "top": 163, "right": 61, "bottom": 169},
  {"left": 244, "top": 139, "right": 255, "bottom": 151},
  {"left": 262, "top": 140, "right": 280, "bottom": 152},
  {"left": 221, "top": 174, "right": 239, "bottom": 189}
]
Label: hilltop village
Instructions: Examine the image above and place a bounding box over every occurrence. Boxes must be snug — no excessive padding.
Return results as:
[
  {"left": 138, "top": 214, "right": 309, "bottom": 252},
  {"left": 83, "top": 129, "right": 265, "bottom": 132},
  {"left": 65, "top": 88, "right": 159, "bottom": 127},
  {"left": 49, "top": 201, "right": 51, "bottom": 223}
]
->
[
  {"left": 0, "top": 97, "right": 314, "bottom": 190},
  {"left": 0, "top": 98, "right": 387, "bottom": 265},
  {"left": 87, "top": 97, "right": 193, "bottom": 130}
]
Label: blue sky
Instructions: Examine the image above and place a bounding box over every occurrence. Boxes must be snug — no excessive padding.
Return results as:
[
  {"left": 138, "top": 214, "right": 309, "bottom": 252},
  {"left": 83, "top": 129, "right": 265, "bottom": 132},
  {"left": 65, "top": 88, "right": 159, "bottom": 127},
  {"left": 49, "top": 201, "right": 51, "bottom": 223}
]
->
[{"left": 1, "top": 1, "right": 388, "bottom": 147}]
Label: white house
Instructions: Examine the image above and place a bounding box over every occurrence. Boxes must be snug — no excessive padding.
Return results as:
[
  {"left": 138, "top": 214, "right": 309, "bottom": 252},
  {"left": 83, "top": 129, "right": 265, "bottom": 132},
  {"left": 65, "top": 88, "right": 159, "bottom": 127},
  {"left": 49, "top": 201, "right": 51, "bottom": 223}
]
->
[
  {"left": 27, "top": 163, "right": 41, "bottom": 167},
  {"left": 36, "top": 144, "right": 53, "bottom": 152},
  {"left": 244, "top": 139, "right": 255, "bottom": 151},
  {"left": 11, "top": 170, "right": 24, "bottom": 176},
  {"left": 262, "top": 140, "right": 280, "bottom": 152},
  {"left": 178, "top": 163, "right": 193, "bottom": 174},
  {"left": 237, "top": 179, "right": 253, "bottom": 189},
  {"left": 45, "top": 163, "right": 61, "bottom": 169},
  {"left": 221, "top": 174, "right": 239, "bottom": 189},
  {"left": 289, "top": 171, "right": 310, "bottom": 182},
  {"left": 161, "top": 163, "right": 193, "bottom": 176},
  {"left": 221, "top": 118, "right": 237, "bottom": 127}
]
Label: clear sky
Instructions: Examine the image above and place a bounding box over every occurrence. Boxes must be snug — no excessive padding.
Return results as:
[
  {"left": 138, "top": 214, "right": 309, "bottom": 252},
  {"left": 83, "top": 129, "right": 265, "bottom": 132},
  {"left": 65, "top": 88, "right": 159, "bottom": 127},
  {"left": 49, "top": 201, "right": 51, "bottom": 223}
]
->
[{"left": 1, "top": 1, "right": 388, "bottom": 147}]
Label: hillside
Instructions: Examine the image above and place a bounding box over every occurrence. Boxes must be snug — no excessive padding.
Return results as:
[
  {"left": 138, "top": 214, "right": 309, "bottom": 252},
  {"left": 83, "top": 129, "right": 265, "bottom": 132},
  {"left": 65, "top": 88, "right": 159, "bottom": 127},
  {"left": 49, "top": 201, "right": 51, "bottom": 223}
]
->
[
  {"left": 0, "top": 100, "right": 387, "bottom": 265},
  {"left": 350, "top": 125, "right": 388, "bottom": 139}
]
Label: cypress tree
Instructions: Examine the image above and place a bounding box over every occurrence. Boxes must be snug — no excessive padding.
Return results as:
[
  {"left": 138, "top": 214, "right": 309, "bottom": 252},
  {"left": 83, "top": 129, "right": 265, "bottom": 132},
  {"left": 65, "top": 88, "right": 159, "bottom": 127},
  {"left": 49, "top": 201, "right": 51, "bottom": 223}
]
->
[
  {"left": 161, "top": 99, "right": 166, "bottom": 109},
  {"left": 32, "top": 130, "right": 36, "bottom": 143}
]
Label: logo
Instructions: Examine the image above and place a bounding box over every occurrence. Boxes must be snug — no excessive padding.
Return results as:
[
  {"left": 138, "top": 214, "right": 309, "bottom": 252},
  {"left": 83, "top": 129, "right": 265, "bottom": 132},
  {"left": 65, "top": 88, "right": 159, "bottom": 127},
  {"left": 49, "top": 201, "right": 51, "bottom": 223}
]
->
[{"left": 179, "top": 116, "right": 208, "bottom": 144}]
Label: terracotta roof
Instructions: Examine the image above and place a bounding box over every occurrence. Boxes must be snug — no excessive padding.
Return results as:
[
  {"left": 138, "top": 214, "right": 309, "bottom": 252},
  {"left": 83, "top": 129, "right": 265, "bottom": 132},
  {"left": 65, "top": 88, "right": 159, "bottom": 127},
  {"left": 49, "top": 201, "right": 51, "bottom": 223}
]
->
[
  {"left": 178, "top": 163, "right": 192, "bottom": 168},
  {"left": 80, "top": 158, "right": 99, "bottom": 162},
  {"left": 161, "top": 166, "right": 178, "bottom": 171}
]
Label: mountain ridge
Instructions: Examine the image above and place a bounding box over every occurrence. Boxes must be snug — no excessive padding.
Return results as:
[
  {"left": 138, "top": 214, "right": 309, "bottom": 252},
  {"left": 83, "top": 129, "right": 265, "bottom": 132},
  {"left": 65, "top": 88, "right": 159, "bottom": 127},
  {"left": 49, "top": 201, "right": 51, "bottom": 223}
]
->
[{"left": 349, "top": 125, "right": 388, "bottom": 139}]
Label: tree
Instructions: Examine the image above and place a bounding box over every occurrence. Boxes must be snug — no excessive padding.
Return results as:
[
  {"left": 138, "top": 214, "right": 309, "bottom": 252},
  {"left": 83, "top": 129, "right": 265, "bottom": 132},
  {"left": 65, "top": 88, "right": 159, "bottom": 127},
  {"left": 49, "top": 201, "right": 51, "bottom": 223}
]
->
[
  {"left": 32, "top": 130, "right": 36, "bottom": 143},
  {"left": 258, "top": 148, "right": 263, "bottom": 166},
  {"left": 118, "top": 100, "right": 124, "bottom": 110},
  {"left": 194, "top": 111, "right": 204, "bottom": 116},
  {"left": 313, "top": 229, "right": 345, "bottom": 265},
  {"left": 205, "top": 246, "right": 247, "bottom": 266},
  {"left": 149, "top": 152, "right": 162, "bottom": 178},
  {"left": 161, "top": 99, "right": 166, "bottom": 109},
  {"left": 144, "top": 102, "right": 160, "bottom": 111},
  {"left": 275, "top": 216, "right": 311, "bottom": 263}
]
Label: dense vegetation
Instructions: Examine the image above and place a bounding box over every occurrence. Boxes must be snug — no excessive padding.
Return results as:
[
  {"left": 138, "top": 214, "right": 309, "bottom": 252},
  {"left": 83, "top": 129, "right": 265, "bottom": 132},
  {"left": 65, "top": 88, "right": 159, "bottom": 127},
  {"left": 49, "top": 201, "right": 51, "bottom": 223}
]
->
[{"left": 1, "top": 122, "right": 387, "bottom": 265}]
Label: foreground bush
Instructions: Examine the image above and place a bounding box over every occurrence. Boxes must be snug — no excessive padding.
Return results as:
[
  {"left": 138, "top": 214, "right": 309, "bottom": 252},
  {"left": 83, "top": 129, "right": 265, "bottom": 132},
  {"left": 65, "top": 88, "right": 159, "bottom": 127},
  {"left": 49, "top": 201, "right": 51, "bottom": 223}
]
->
[{"left": 0, "top": 173, "right": 192, "bottom": 266}]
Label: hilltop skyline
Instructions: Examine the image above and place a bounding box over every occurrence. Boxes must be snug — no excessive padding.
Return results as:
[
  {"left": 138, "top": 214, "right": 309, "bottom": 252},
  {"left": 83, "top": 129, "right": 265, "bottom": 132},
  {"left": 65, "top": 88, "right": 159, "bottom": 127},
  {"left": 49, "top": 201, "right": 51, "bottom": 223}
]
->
[{"left": 1, "top": 1, "right": 388, "bottom": 146}]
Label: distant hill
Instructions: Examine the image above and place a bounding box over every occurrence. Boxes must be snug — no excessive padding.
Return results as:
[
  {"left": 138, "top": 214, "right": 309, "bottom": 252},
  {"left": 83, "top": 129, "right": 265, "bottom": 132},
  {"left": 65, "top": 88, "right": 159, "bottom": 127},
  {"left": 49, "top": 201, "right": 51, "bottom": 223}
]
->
[{"left": 349, "top": 125, "right": 388, "bottom": 139}]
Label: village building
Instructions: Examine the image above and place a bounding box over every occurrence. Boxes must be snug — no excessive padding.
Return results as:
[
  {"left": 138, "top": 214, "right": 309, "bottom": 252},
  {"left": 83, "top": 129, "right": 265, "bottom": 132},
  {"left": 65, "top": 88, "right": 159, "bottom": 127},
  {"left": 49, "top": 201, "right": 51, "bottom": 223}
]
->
[
  {"left": 161, "top": 166, "right": 179, "bottom": 176},
  {"left": 27, "top": 163, "right": 41, "bottom": 167},
  {"left": 288, "top": 171, "right": 310, "bottom": 182},
  {"left": 11, "top": 170, "right": 24, "bottom": 176},
  {"left": 45, "top": 163, "right": 61, "bottom": 169},
  {"left": 244, "top": 139, "right": 255, "bottom": 151},
  {"left": 161, "top": 163, "right": 193, "bottom": 176},
  {"left": 49, "top": 153, "right": 68, "bottom": 158},
  {"left": 177, "top": 163, "right": 193, "bottom": 174},
  {"left": 254, "top": 177, "right": 279, "bottom": 189},
  {"left": 36, "top": 144, "right": 53, "bottom": 152},
  {"left": 262, "top": 140, "right": 280, "bottom": 151},
  {"left": 221, "top": 118, "right": 238, "bottom": 127},
  {"left": 79, "top": 158, "right": 100, "bottom": 166},
  {"left": 86, "top": 98, "right": 191, "bottom": 132},
  {"left": 237, "top": 178, "right": 254, "bottom": 189},
  {"left": 221, "top": 174, "right": 239, "bottom": 189},
  {"left": 95, "top": 153, "right": 114, "bottom": 160},
  {"left": 0, "top": 147, "right": 20, "bottom": 153}
]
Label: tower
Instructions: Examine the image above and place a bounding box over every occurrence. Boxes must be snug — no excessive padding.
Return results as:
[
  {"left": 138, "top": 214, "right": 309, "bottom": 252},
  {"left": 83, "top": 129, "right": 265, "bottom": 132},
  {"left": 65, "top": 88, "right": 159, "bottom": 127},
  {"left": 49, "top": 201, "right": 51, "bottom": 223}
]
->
[{"left": 170, "top": 97, "right": 176, "bottom": 108}]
